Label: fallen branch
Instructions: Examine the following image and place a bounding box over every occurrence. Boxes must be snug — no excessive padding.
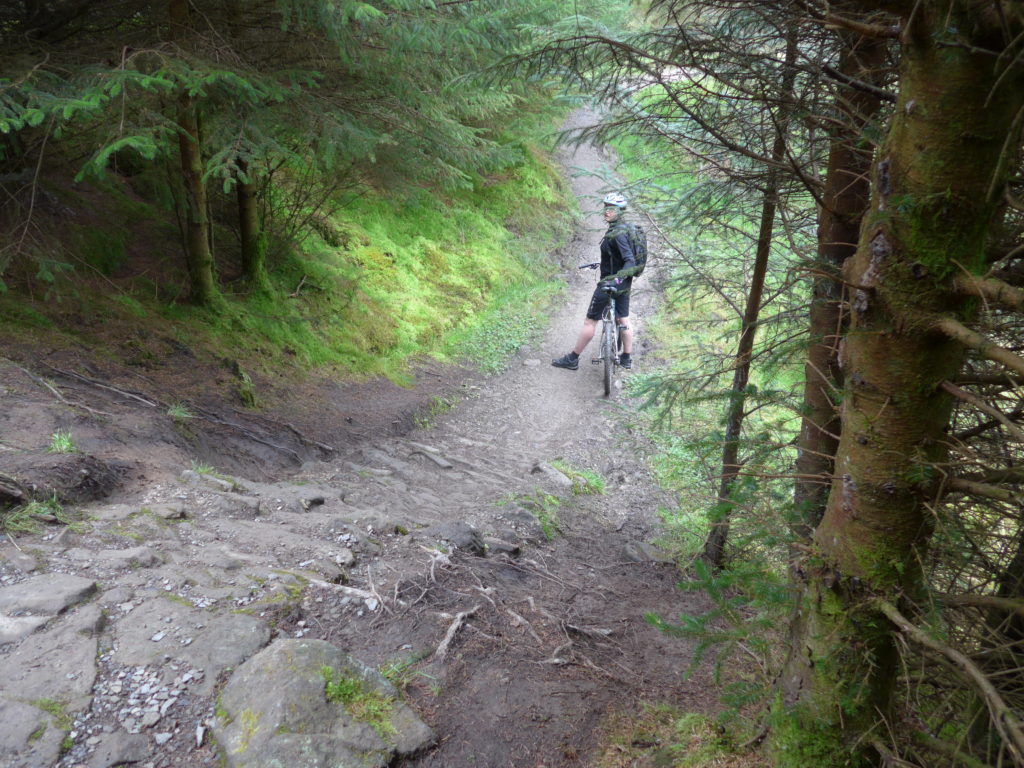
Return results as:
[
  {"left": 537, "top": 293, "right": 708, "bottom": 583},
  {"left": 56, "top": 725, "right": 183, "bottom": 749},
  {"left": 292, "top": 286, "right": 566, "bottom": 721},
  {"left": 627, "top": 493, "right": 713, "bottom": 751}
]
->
[
  {"left": 434, "top": 605, "right": 479, "bottom": 661},
  {"left": 305, "top": 577, "right": 377, "bottom": 603},
  {"left": 877, "top": 598, "right": 1024, "bottom": 762}
]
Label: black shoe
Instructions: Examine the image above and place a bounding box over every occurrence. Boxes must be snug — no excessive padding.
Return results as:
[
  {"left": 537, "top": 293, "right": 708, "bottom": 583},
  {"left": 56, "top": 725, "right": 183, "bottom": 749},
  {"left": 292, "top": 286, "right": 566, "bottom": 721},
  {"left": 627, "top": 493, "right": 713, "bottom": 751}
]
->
[
  {"left": 620, "top": 354, "right": 633, "bottom": 369},
  {"left": 552, "top": 352, "right": 579, "bottom": 370}
]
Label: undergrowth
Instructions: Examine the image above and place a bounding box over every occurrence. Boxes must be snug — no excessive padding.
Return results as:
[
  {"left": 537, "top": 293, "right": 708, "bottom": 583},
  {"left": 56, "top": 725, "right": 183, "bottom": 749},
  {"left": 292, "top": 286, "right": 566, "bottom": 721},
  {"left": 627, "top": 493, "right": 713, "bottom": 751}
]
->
[{"left": 0, "top": 108, "right": 576, "bottom": 386}]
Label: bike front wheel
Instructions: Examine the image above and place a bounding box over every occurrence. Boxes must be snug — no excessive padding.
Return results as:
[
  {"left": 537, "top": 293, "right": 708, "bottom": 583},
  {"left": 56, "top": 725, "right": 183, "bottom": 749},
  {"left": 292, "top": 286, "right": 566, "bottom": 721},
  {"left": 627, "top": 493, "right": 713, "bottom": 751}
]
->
[{"left": 602, "top": 318, "right": 615, "bottom": 397}]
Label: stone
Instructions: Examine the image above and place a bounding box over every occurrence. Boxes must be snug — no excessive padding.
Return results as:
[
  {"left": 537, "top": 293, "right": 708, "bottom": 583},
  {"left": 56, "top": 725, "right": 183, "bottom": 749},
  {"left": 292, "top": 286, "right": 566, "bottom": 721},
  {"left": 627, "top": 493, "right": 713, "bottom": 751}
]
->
[
  {"left": 496, "top": 506, "right": 546, "bottom": 543},
  {"left": 0, "top": 573, "right": 97, "bottom": 616},
  {"left": 0, "top": 605, "right": 103, "bottom": 711},
  {"left": 426, "top": 522, "right": 485, "bottom": 556},
  {"left": 622, "top": 541, "right": 675, "bottom": 564},
  {"left": 0, "top": 697, "right": 64, "bottom": 768},
  {"left": 111, "top": 599, "right": 269, "bottom": 696},
  {"left": 213, "top": 492, "right": 262, "bottom": 519},
  {"left": 1, "top": 547, "right": 39, "bottom": 573},
  {"left": 522, "top": 359, "right": 541, "bottom": 367},
  {"left": 530, "top": 461, "right": 573, "bottom": 490},
  {"left": 483, "top": 537, "right": 520, "bottom": 558},
  {"left": 0, "top": 613, "right": 50, "bottom": 644},
  {"left": 212, "top": 639, "right": 433, "bottom": 768},
  {"left": 87, "top": 729, "right": 149, "bottom": 768},
  {"left": 97, "top": 546, "right": 162, "bottom": 569},
  {"left": 148, "top": 504, "right": 187, "bottom": 521}
]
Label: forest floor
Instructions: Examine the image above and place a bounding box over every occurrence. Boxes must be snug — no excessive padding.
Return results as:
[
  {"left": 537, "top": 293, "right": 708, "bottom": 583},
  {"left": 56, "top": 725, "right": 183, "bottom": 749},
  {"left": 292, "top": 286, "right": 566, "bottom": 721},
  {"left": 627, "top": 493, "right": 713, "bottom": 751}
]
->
[{"left": 0, "top": 112, "right": 730, "bottom": 768}]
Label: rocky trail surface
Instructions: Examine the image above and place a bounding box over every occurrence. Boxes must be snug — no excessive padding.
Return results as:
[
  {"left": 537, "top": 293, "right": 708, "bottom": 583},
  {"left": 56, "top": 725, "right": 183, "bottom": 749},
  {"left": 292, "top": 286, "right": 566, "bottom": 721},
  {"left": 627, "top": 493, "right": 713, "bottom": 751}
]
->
[{"left": 0, "top": 113, "right": 714, "bottom": 768}]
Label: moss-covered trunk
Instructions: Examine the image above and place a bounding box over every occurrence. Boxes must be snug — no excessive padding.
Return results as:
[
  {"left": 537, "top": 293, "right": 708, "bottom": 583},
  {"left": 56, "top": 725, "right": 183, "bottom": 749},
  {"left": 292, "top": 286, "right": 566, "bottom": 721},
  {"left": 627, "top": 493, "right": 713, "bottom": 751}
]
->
[
  {"left": 176, "top": 95, "right": 219, "bottom": 306},
  {"left": 170, "top": 0, "right": 220, "bottom": 307},
  {"left": 776, "top": 5, "right": 1024, "bottom": 765},
  {"left": 792, "top": 28, "right": 885, "bottom": 537},
  {"left": 236, "top": 158, "right": 269, "bottom": 292}
]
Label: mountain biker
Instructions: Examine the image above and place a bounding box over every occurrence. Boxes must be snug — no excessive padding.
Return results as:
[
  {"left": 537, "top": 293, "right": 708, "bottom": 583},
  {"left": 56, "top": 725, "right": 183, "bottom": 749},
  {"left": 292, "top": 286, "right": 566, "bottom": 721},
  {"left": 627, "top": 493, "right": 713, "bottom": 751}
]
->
[{"left": 552, "top": 192, "right": 635, "bottom": 371}]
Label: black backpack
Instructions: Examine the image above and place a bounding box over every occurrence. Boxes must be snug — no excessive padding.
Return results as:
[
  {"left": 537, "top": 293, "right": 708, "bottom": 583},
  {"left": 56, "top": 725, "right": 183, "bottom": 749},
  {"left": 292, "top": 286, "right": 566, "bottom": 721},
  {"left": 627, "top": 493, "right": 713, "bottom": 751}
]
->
[{"left": 612, "top": 222, "right": 648, "bottom": 279}]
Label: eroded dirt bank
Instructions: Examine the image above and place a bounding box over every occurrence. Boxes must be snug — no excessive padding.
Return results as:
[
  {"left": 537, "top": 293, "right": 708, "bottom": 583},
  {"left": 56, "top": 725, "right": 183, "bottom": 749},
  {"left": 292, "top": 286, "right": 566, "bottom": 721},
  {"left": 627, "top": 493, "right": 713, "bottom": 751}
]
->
[{"left": 0, "top": 111, "right": 714, "bottom": 768}]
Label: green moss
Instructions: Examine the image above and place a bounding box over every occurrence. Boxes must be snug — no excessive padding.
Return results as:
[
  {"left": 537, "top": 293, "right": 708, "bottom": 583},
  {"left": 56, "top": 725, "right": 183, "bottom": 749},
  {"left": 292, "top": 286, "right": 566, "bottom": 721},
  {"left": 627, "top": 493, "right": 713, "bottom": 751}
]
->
[
  {"left": 320, "top": 665, "right": 397, "bottom": 738},
  {"left": 233, "top": 708, "right": 261, "bottom": 754},
  {"left": 768, "top": 700, "right": 866, "bottom": 768},
  {"left": 550, "top": 460, "right": 606, "bottom": 496}
]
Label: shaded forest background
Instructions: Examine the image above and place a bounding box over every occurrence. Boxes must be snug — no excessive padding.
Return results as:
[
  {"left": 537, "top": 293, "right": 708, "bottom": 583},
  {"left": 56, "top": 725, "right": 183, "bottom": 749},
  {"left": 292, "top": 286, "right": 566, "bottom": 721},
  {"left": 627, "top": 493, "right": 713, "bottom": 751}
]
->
[{"left": 6, "top": 1, "right": 1024, "bottom": 767}]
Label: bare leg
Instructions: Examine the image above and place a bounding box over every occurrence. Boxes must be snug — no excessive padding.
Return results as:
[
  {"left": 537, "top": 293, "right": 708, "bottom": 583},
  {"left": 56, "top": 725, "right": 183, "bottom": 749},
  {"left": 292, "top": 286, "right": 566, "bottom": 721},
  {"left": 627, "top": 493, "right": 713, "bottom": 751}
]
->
[{"left": 572, "top": 319, "right": 598, "bottom": 355}]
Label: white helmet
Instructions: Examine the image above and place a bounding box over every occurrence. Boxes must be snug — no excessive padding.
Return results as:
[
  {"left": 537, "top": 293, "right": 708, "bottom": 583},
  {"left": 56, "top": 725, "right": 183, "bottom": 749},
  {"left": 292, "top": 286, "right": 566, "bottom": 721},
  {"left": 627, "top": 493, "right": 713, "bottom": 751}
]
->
[{"left": 602, "top": 193, "right": 627, "bottom": 209}]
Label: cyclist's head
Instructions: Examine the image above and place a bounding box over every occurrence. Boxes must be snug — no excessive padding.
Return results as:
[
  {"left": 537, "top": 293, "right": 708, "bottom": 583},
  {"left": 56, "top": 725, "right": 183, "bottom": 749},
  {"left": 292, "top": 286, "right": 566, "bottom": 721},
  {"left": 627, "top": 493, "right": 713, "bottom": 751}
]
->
[{"left": 602, "top": 193, "right": 627, "bottom": 222}]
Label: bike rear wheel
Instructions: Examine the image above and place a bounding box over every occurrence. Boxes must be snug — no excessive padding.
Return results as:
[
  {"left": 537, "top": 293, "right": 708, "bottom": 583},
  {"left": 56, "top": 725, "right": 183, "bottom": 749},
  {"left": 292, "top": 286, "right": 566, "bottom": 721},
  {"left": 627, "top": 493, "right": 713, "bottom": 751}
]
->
[{"left": 602, "top": 317, "right": 615, "bottom": 397}]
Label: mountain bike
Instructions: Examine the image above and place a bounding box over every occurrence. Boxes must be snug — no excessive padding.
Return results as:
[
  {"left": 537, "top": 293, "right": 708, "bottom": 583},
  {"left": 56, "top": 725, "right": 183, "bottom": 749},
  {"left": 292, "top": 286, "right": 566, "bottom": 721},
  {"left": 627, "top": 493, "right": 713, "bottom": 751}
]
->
[{"left": 579, "top": 262, "right": 623, "bottom": 397}]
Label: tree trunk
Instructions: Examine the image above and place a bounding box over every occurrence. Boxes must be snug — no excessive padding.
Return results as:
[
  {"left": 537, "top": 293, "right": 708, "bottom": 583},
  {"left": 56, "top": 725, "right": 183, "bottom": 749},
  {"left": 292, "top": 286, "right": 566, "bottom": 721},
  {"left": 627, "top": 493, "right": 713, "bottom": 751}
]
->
[
  {"left": 702, "top": 25, "right": 798, "bottom": 569},
  {"left": 776, "top": 5, "right": 1024, "bottom": 764},
  {"left": 170, "top": 0, "right": 220, "bottom": 307},
  {"left": 236, "top": 158, "right": 269, "bottom": 292},
  {"left": 176, "top": 94, "right": 220, "bottom": 306},
  {"left": 792, "top": 27, "right": 886, "bottom": 538}
]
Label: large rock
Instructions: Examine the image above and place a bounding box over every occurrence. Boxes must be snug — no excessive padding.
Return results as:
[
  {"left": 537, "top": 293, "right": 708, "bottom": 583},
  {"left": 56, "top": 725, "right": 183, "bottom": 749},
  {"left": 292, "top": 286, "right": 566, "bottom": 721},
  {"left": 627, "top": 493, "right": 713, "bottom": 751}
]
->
[
  {"left": 0, "top": 613, "right": 50, "bottom": 644},
  {"left": 213, "top": 639, "right": 434, "bottom": 768},
  {"left": 0, "top": 698, "right": 65, "bottom": 768},
  {"left": 0, "top": 573, "right": 97, "bottom": 616},
  {"left": 0, "top": 605, "right": 103, "bottom": 711},
  {"left": 110, "top": 599, "right": 269, "bottom": 696},
  {"left": 426, "top": 522, "right": 485, "bottom": 556}
]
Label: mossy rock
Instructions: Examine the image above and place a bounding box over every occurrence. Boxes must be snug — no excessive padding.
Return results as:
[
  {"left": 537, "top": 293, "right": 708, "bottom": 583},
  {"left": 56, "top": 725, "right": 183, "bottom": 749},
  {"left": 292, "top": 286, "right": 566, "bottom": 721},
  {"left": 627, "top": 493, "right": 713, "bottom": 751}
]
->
[{"left": 212, "top": 639, "right": 434, "bottom": 768}]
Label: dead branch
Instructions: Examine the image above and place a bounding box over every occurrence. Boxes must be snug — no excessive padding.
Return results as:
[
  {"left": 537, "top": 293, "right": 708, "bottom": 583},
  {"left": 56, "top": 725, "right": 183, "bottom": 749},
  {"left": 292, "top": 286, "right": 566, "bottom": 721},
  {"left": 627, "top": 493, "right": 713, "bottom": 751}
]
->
[
  {"left": 941, "top": 381, "right": 1024, "bottom": 442},
  {"left": 434, "top": 605, "right": 480, "bottom": 661},
  {"left": 820, "top": 12, "right": 901, "bottom": 39},
  {"left": 935, "top": 316, "right": 1024, "bottom": 378},
  {"left": 13, "top": 365, "right": 114, "bottom": 417},
  {"left": 954, "top": 275, "right": 1024, "bottom": 312},
  {"left": 304, "top": 577, "right": 378, "bottom": 603},
  {"left": 939, "top": 593, "right": 1024, "bottom": 619},
  {"left": 877, "top": 599, "right": 1024, "bottom": 762},
  {"left": 947, "top": 477, "right": 1024, "bottom": 504}
]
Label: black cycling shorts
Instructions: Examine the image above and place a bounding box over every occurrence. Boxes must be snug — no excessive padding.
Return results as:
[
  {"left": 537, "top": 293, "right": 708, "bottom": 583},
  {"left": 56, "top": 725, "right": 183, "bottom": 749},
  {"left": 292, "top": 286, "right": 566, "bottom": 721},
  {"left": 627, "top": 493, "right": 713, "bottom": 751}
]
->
[{"left": 586, "top": 279, "right": 631, "bottom": 321}]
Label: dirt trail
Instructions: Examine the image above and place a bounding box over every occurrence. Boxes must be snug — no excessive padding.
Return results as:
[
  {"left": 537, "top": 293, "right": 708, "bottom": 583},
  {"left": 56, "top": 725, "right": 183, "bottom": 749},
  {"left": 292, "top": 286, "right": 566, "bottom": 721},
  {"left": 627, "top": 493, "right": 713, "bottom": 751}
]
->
[{"left": 0, "top": 111, "right": 715, "bottom": 768}]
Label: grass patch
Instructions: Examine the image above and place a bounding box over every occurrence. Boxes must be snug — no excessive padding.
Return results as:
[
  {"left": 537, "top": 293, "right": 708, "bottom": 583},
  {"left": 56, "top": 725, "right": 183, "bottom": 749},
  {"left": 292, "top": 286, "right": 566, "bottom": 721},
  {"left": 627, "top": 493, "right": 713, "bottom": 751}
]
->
[
  {"left": 47, "top": 429, "right": 77, "bottom": 453},
  {"left": 518, "top": 490, "right": 563, "bottom": 540},
  {"left": 444, "top": 278, "right": 564, "bottom": 373},
  {"left": 167, "top": 403, "right": 194, "bottom": 420},
  {"left": 550, "top": 460, "right": 606, "bottom": 496},
  {"left": 321, "top": 665, "right": 396, "bottom": 737},
  {"left": 2, "top": 496, "right": 68, "bottom": 535},
  {"left": 414, "top": 395, "right": 458, "bottom": 429},
  {"left": 592, "top": 705, "right": 768, "bottom": 768}
]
